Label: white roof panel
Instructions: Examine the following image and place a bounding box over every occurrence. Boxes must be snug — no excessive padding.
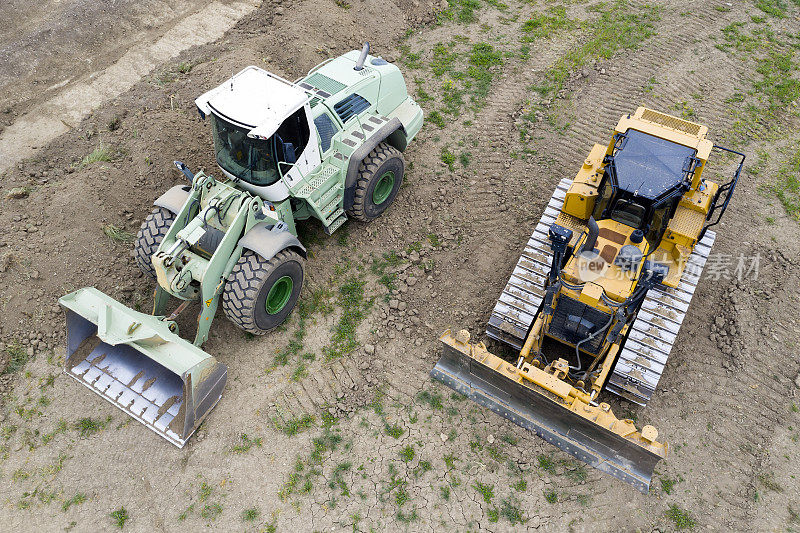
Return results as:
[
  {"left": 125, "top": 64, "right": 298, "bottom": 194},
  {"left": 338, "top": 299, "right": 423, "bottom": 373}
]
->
[{"left": 194, "top": 66, "right": 310, "bottom": 138}]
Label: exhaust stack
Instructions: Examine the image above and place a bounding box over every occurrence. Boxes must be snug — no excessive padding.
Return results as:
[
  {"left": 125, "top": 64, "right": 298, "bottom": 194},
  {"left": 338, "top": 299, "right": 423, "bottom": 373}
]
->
[
  {"left": 580, "top": 216, "right": 599, "bottom": 254},
  {"left": 354, "top": 42, "right": 370, "bottom": 71}
]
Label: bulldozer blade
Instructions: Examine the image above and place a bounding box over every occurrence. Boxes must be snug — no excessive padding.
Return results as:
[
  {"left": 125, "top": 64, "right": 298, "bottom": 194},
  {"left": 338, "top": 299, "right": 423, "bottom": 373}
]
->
[
  {"left": 59, "top": 287, "right": 227, "bottom": 448},
  {"left": 432, "top": 337, "right": 662, "bottom": 493}
]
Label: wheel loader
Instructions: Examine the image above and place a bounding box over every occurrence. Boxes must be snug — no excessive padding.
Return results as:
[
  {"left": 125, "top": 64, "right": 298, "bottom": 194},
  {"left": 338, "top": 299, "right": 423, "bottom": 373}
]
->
[
  {"left": 433, "top": 108, "right": 744, "bottom": 492},
  {"left": 59, "top": 43, "right": 423, "bottom": 447}
]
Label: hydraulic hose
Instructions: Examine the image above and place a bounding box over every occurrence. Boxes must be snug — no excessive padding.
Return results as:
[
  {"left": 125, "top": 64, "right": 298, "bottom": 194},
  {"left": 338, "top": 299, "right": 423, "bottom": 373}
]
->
[{"left": 570, "top": 310, "right": 615, "bottom": 373}]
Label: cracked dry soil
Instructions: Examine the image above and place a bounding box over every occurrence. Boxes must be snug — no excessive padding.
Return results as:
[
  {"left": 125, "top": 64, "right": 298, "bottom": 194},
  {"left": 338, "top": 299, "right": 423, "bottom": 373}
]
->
[{"left": 1, "top": 0, "right": 800, "bottom": 531}]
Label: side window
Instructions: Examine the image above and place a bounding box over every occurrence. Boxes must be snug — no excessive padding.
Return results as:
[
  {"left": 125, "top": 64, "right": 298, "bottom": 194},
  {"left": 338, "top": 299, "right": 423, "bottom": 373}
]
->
[
  {"left": 646, "top": 198, "right": 677, "bottom": 246},
  {"left": 592, "top": 178, "right": 612, "bottom": 220},
  {"left": 275, "top": 108, "right": 310, "bottom": 165},
  {"left": 314, "top": 113, "right": 339, "bottom": 153}
]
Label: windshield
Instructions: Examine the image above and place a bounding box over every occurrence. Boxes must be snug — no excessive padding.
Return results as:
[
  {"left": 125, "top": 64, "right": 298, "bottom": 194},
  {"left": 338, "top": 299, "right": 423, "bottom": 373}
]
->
[
  {"left": 211, "top": 114, "right": 280, "bottom": 186},
  {"left": 610, "top": 198, "right": 646, "bottom": 228}
]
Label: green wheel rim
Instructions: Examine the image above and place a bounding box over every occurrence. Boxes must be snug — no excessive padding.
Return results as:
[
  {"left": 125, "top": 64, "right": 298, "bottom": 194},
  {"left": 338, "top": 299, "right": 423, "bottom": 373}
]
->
[
  {"left": 265, "top": 275, "right": 293, "bottom": 314},
  {"left": 372, "top": 171, "right": 395, "bottom": 205}
]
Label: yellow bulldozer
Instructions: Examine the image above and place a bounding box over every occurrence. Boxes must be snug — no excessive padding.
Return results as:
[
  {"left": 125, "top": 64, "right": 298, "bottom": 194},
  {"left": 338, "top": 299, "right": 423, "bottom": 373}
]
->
[{"left": 433, "top": 108, "right": 745, "bottom": 491}]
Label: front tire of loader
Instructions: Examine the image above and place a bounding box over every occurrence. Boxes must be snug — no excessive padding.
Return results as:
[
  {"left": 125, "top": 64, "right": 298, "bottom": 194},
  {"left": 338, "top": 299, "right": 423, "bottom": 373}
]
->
[
  {"left": 348, "top": 142, "right": 405, "bottom": 222},
  {"left": 222, "top": 249, "right": 304, "bottom": 335},
  {"left": 134, "top": 206, "right": 176, "bottom": 279}
]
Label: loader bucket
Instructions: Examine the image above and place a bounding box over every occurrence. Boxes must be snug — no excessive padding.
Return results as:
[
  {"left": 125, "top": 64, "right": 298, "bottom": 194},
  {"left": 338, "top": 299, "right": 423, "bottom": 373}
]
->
[
  {"left": 59, "top": 287, "right": 227, "bottom": 448},
  {"left": 432, "top": 332, "right": 664, "bottom": 493}
]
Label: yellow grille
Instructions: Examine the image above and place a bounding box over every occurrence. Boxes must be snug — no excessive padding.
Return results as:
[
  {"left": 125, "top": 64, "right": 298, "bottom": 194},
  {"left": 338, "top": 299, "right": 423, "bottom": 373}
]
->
[
  {"left": 667, "top": 206, "right": 705, "bottom": 238},
  {"left": 556, "top": 211, "right": 587, "bottom": 247},
  {"left": 640, "top": 109, "right": 702, "bottom": 137}
]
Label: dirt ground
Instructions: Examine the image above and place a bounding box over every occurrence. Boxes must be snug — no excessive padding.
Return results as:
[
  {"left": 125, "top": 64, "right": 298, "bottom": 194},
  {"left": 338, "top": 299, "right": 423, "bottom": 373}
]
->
[{"left": 1, "top": 0, "right": 799, "bottom": 531}]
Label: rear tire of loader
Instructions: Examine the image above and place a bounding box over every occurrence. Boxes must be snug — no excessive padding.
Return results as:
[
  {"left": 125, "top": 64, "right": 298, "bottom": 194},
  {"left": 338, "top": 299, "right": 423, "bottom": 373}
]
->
[
  {"left": 348, "top": 142, "right": 405, "bottom": 222},
  {"left": 134, "top": 206, "right": 176, "bottom": 279},
  {"left": 222, "top": 249, "right": 304, "bottom": 335}
]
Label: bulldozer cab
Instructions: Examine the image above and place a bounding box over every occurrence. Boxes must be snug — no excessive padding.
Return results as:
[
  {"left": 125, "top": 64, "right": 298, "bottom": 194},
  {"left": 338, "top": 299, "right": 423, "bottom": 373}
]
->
[{"left": 593, "top": 128, "right": 702, "bottom": 247}]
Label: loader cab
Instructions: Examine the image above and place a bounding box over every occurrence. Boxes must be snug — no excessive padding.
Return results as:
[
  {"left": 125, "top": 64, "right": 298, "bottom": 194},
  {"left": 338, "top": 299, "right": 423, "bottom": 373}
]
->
[
  {"left": 594, "top": 129, "right": 698, "bottom": 246},
  {"left": 195, "top": 66, "right": 323, "bottom": 202}
]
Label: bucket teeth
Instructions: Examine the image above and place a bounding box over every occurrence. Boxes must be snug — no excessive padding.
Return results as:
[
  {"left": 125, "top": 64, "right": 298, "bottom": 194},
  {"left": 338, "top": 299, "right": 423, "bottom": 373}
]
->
[{"left": 60, "top": 287, "right": 227, "bottom": 447}]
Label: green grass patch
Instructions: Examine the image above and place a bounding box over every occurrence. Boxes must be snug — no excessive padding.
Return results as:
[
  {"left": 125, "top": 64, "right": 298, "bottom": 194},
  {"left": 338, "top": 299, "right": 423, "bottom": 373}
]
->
[
  {"left": 544, "top": 489, "right": 558, "bottom": 503},
  {"left": 241, "top": 507, "right": 259, "bottom": 522},
  {"left": 661, "top": 476, "right": 678, "bottom": 494},
  {"left": 384, "top": 423, "right": 404, "bottom": 438},
  {"left": 200, "top": 503, "right": 222, "bottom": 521},
  {"left": 431, "top": 42, "right": 458, "bottom": 76},
  {"left": 499, "top": 497, "right": 525, "bottom": 525},
  {"left": 74, "top": 416, "right": 110, "bottom": 437},
  {"left": 532, "top": 1, "right": 659, "bottom": 97},
  {"left": 753, "top": 49, "right": 800, "bottom": 111},
  {"left": 279, "top": 428, "right": 343, "bottom": 500},
  {"left": 102, "top": 224, "right": 135, "bottom": 244},
  {"left": 665, "top": 504, "right": 696, "bottom": 529},
  {"left": 416, "top": 390, "right": 444, "bottom": 410},
  {"left": 395, "top": 487, "right": 409, "bottom": 506},
  {"left": 717, "top": 21, "right": 800, "bottom": 141},
  {"left": 323, "top": 277, "right": 368, "bottom": 360},
  {"left": 537, "top": 454, "right": 556, "bottom": 474},
  {"left": 399, "top": 445, "right": 415, "bottom": 463},
  {"left": 768, "top": 146, "right": 800, "bottom": 220},
  {"left": 290, "top": 362, "right": 308, "bottom": 382},
  {"left": 81, "top": 144, "right": 116, "bottom": 167},
  {"left": 566, "top": 464, "right": 588, "bottom": 482},
  {"left": 440, "top": 147, "right": 456, "bottom": 170},
  {"left": 521, "top": 6, "right": 576, "bottom": 42},
  {"left": 438, "top": 0, "right": 483, "bottom": 24},
  {"left": 329, "top": 462, "right": 352, "bottom": 496},
  {"left": 401, "top": 47, "right": 423, "bottom": 69},
  {"left": 231, "top": 433, "right": 263, "bottom": 454},
  {"left": 473, "top": 481, "right": 494, "bottom": 504},
  {"left": 110, "top": 506, "right": 129, "bottom": 529},
  {"left": 3, "top": 342, "right": 30, "bottom": 374},
  {"left": 465, "top": 42, "right": 504, "bottom": 106},
  {"left": 275, "top": 414, "right": 315, "bottom": 436},
  {"left": 199, "top": 481, "right": 213, "bottom": 501},
  {"left": 396, "top": 508, "right": 419, "bottom": 523},
  {"left": 443, "top": 453, "right": 458, "bottom": 470},
  {"left": 428, "top": 110, "right": 445, "bottom": 127},
  {"left": 754, "top": 0, "right": 793, "bottom": 18},
  {"left": 62, "top": 492, "right": 87, "bottom": 512}
]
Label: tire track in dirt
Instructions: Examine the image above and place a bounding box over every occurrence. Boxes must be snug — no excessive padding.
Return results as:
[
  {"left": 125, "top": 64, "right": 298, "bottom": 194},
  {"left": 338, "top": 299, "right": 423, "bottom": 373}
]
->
[
  {"left": 667, "top": 250, "right": 800, "bottom": 525},
  {"left": 268, "top": 357, "right": 372, "bottom": 424},
  {"left": 548, "top": 4, "right": 742, "bottom": 172},
  {"left": 0, "top": 0, "right": 260, "bottom": 176}
]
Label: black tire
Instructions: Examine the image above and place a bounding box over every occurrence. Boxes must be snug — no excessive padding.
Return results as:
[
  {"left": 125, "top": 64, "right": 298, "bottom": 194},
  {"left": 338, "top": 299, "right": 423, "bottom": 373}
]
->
[
  {"left": 222, "top": 249, "right": 304, "bottom": 334},
  {"left": 134, "top": 206, "right": 175, "bottom": 278},
  {"left": 348, "top": 141, "right": 405, "bottom": 222}
]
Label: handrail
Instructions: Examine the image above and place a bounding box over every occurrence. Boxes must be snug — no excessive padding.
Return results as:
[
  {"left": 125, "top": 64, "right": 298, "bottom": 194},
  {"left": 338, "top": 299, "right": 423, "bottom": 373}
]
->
[
  {"left": 299, "top": 57, "right": 336, "bottom": 82},
  {"left": 700, "top": 145, "right": 745, "bottom": 239}
]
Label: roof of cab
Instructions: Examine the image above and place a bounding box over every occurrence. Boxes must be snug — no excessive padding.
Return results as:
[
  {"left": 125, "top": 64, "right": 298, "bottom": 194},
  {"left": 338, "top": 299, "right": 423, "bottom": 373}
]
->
[
  {"left": 611, "top": 129, "right": 697, "bottom": 201},
  {"left": 194, "top": 66, "right": 310, "bottom": 139}
]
